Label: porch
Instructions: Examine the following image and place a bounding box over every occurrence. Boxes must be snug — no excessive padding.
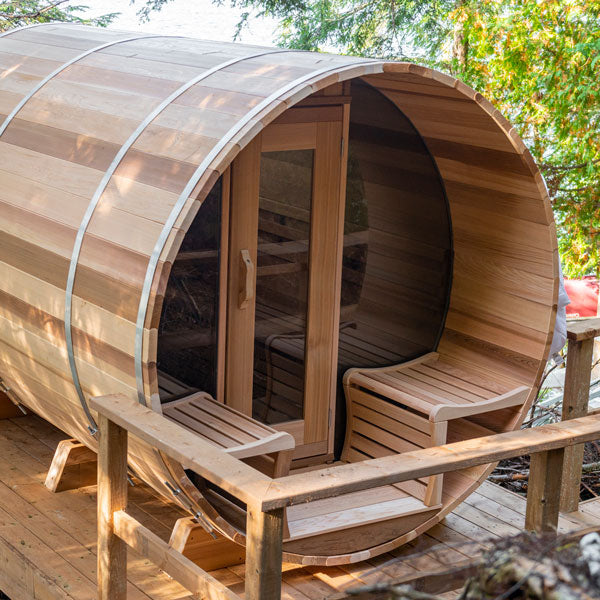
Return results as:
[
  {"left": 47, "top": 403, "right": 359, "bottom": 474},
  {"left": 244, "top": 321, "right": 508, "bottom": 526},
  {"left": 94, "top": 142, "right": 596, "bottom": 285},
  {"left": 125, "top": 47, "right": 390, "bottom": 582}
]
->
[{"left": 0, "top": 410, "right": 598, "bottom": 600}]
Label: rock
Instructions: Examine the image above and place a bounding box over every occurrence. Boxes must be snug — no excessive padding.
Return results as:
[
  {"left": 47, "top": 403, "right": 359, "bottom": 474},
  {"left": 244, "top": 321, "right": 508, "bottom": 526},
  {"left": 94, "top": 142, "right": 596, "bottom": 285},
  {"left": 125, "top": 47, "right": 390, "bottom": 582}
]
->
[{"left": 580, "top": 532, "right": 600, "bottom": 584}]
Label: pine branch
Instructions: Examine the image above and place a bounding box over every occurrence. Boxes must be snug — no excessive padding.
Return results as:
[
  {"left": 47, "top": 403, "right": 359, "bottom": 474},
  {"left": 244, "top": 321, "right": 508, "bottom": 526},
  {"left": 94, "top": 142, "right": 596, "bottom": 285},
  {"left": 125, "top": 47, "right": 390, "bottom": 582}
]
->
[
  {"left": 0, "top": 0, "right": 71, "bottom": 21},
  {"left": 557, "top": 185, "right": 595, "bottom": 192},
  {"left": 542, "top": 158, "right": 600, "bottom": 172}
]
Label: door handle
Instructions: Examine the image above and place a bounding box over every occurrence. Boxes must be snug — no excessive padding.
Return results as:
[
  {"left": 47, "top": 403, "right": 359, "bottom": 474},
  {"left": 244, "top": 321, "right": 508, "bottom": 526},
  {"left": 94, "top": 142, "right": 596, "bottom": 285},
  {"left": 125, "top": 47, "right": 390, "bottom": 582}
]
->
[{"left": 238, "top": 249, "right": 255, "bottom": 308}]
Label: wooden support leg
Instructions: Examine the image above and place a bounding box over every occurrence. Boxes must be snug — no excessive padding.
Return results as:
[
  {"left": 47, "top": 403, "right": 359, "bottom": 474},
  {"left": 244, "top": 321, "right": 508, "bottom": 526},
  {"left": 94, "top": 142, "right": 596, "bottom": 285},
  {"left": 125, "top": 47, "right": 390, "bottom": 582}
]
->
[
  {"left": 169, "top": 516, "right": 245, "bottom": 570},
  {"left": 424, "top": 421, "right": 447, "bottom": 506},
  {"left": 525, "top": 448, "right": 565, "bottom": 533},
  {"left": 560, "top": 337, "right": 595, "bottom": 512},
  {"left": 97, "top": 414, "right": 128, "bottom": 600},
  {"left": 244, "top": 505, "right": 284, "bottom": 600},
  {"left": 272, "top": 448, "right": 294, "bottom": 478},
  {"left": 45, "top": 439, "right": 97, "bottom": 493}
]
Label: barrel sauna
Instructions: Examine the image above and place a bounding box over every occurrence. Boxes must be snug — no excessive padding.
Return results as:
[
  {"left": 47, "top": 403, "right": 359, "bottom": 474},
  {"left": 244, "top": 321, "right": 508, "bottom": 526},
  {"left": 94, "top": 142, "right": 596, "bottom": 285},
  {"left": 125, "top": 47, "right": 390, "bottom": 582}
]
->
[{"left": 0, "top": 23, "right": 558, "bottom": 565}]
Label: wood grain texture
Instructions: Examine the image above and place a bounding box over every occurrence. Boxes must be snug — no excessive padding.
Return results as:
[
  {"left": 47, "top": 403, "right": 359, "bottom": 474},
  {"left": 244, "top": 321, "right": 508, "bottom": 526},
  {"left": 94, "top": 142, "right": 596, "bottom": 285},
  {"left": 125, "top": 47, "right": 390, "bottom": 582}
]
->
[
  {"left": 168, "top": 516, "right": 246, "bottom": 570},
  {"left": 567, "top": 317, "right": 600, "bottom": 341},
  {"left": 244, "top": 505, "right": 285, "bottom": 600},
  {"left": 525, "top": 448, "right": 565, "bottom": 533},
  {"left": 97, "top": 414, "right": 128, "bottom": 600},
  {"left": 114, "top": 510, "right": 241, "bottom": 600},
  {"left": 0, "top": 24, "right": 557, "bottom": 565},
  {"left": 44, "top": 438, "right": 97, "bottom": 493},
  {"left": 560, "top": 336, "right": 595, "bottom": 512}
]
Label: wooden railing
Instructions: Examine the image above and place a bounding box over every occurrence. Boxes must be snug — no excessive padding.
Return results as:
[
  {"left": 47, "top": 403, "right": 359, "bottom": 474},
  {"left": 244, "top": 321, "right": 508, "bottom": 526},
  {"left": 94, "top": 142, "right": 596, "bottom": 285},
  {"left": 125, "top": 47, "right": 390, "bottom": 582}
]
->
[
  {"left": 90, "top": 394, "right": 600, "bottom": 600},
  {"left": 560, "top": 317, "right": 600, "bottom": 511}
]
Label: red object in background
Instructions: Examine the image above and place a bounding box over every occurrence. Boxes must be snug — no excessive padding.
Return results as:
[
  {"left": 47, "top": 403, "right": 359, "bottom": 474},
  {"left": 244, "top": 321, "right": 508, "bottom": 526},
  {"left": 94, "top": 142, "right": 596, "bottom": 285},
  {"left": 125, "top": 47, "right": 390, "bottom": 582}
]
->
[{"left": 564, "top": 277, "right": 600, "bottom": 317}]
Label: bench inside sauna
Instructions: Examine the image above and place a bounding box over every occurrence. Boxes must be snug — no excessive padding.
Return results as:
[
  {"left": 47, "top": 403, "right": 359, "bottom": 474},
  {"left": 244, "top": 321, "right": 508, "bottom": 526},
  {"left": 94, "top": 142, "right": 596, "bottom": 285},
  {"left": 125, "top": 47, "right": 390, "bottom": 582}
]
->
[
  {"left": 153, "top": 80, "right": 551, "bottom": 562},
  {"left": 0, "top": 24, "right": 557, "bottom": 566}
]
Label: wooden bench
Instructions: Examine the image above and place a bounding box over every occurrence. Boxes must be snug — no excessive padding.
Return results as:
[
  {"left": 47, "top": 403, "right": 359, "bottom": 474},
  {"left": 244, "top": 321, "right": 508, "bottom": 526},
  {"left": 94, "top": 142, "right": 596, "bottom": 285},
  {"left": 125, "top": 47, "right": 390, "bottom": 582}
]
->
[
  {"left": 343, "top": 352, "right": 529, "bottom": 506},
  {"left": 163, "top": 392, "right": 295, "bottom": 477}
]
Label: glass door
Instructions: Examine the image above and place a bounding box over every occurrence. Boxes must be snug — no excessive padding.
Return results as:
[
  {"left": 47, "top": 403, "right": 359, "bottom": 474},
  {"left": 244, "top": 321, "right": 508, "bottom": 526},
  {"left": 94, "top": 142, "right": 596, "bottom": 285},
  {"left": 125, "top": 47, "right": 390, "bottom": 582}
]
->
[{"left": 225, "top": 105, "right": 347, "bottom": 462}]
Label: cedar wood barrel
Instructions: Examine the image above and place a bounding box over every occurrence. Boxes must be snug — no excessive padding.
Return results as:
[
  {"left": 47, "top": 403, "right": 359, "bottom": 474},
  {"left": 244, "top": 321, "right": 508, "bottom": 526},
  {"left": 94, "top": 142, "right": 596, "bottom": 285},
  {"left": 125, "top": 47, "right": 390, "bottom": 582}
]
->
[{"left": 0, "top": 23, "right": 558, "bottom": 564}]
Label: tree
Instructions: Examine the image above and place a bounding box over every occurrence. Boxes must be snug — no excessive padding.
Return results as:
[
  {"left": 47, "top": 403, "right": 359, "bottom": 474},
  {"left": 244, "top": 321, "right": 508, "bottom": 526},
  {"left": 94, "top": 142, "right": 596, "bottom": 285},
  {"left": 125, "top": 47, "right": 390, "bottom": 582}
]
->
[
  {"left": 143, "top": 0, "right": 599, "bottom": 277},
  {"left": 454, "top": 1, "right": 600, "bottom": 278},
  {"left": 0, "top": 1, "right": 117, "bottom": 32}
]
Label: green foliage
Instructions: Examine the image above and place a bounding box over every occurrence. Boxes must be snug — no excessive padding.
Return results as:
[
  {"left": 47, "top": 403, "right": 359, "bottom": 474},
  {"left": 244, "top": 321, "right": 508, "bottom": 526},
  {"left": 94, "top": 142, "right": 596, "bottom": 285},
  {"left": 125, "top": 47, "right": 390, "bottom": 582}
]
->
[
  {"left": 144, "top": 0, "right": 599, "bottom": 276},
  {"left": 0, "top": 1, "right": 118, "bottom": 32},
  {"left": 234, "top": 0, "right": 456, "bottom": 59},
  {"left": 455, "top": 1, "right": 600, "bottom": 277}
]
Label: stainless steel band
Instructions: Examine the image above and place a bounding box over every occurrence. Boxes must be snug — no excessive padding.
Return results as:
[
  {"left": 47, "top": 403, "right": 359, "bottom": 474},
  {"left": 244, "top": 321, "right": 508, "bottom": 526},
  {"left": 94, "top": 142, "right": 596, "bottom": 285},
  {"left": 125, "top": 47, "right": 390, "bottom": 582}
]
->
[
  {"left": 0, "top": 33, "right": 163, "bottom": 137},
  {"left": 133, "top": 58, "right": 382, "bottom": 404},
  {"left": 64, "top": 47, "right": 291, "bottom": 432},
  {"left": 0, "top": 22, "right": 53, "bottom": 37}
]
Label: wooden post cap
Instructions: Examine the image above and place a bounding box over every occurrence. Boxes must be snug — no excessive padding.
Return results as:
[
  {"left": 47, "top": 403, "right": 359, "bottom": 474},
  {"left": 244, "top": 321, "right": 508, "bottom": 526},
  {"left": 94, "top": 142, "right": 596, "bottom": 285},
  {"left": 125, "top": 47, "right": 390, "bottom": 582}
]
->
[{"left": 567, "top": 318, "right": 600, "bottom": 342}]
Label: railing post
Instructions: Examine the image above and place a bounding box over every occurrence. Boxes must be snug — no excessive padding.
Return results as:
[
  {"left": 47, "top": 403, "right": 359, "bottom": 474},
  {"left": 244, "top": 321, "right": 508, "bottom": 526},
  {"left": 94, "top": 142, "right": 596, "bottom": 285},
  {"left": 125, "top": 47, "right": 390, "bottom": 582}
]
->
[
  {"left": 560, "top": 333, "right": 595, "bottom": 512},
  {"left": 244, "top": 504, "right": 284, "bottom": 600},
  {"left": 525, "top": 448, "right": 565, "bottom": 533},
  {"left": 97, "top": 414, "right": 128, "bottom": 600}
]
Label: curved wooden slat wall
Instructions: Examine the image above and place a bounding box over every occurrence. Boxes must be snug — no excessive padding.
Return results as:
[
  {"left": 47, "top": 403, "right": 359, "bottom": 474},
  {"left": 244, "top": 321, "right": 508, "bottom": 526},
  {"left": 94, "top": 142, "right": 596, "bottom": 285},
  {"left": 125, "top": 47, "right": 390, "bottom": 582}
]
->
[{"left": 0, "top": 24, "right": 558, "bottom": 563}]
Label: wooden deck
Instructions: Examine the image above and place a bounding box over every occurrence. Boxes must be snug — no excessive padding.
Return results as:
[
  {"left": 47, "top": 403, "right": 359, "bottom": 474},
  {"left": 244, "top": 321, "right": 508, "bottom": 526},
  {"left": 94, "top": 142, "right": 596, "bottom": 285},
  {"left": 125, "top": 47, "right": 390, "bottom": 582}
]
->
[{"left": 0, "top": 412, "right": 598, "bottom": 600}]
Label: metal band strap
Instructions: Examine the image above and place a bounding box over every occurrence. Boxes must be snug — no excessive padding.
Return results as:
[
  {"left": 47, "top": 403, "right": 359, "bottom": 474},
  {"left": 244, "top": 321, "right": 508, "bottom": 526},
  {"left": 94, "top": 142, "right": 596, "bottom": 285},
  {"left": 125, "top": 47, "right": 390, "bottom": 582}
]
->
[
  {"left": 133, "top": 58, "right": 383, "bottom": 404},
  {"left": 64, "top": 47, "right": 290, "bottom": 433},
  {"left": 0, "top": 31, "right": 165, "bottom": 432},
  {"left": 0, "top": 22, "right": 54, "bottom": 37},
  {"left": 0, "top": 33, "right": 162, "bottom": 139}
]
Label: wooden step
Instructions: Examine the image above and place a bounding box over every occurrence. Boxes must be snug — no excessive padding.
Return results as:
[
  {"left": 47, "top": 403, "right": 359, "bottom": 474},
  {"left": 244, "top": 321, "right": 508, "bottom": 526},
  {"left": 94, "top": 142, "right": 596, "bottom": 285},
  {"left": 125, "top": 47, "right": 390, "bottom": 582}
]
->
[{"left": 285, "top": 485, "right": 439, "bottom": 541}]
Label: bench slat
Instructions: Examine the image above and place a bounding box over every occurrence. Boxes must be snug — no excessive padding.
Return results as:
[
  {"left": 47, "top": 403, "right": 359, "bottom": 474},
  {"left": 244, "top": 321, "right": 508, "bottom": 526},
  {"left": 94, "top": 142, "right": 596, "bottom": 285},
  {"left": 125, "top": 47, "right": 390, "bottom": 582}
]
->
[
  {"left": 351, "top": 388, "right": 431, "bottom": 434},
  {"left": 353, "top": 402, "right": 431, "bottom": 448},
  {"left": 397, "top": 369, "right": 484, "bottom": 403},
  {"left": 166, "top": 407, "right": 250, "bottom": 448},
  {"left": 411, "top": 364, "right": 495, "bottom": 399},
  {"left": 188, "top": 394, "right": 277, "bottom": 437},
  {"left": 178, "top": 403, "right": 261, "bottom": 443},
  {"left": 387, "top": 372, "right": 475, "bottom": 405},
  {"left": 163, "top": 394, "right": 295, "bottom": 460}
]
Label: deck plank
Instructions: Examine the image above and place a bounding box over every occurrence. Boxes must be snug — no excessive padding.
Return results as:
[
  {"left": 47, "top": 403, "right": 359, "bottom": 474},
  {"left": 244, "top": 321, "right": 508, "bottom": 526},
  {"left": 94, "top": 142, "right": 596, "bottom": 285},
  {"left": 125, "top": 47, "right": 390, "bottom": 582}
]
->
[{"left": 0, "top": 414, "right": 597, "bottom": 600}]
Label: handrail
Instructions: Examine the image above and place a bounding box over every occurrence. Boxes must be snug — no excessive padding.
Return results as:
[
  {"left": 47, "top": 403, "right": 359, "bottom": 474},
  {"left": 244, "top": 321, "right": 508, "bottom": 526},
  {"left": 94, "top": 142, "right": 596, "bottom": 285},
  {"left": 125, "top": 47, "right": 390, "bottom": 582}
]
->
[
  {"left": 92, "top": 394, "right": 600, "bottom": 600},
  {"left": 566, "top": 316, "right": 600, "bottom": 342},
  {"left": 260, "top": 413, "right": 600, "bottom": 511},
  {"left": 90, "top": 394, "right": 600, "bottom": 511}
]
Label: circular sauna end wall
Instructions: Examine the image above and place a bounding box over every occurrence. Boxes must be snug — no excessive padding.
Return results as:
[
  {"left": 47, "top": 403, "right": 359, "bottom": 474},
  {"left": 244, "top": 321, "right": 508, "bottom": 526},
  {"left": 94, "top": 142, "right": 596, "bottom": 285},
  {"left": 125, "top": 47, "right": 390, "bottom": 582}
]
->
[{"left": 155, "top": 74, "right": 556, "bottom": 563}]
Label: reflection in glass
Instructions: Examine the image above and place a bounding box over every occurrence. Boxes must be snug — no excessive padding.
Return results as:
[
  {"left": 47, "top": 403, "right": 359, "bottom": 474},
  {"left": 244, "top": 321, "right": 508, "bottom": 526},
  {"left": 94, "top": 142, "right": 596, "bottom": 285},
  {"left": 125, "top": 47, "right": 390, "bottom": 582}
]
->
[
  {"left": 253, "top": 150, "right": 314, "bottom": 424},
  {"left": 338, "top": 80, "right": 452, "bottom": 374},
  {"left": 157, "top": 178, "right": 222, "bottom": 401}
]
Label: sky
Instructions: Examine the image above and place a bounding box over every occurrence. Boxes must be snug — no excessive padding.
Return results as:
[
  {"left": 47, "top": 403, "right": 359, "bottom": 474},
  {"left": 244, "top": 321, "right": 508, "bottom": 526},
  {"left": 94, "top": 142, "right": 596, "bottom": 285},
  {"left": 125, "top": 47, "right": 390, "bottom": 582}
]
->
[{"left": 74, "top": 0, "right": 278, "bottom": 45}]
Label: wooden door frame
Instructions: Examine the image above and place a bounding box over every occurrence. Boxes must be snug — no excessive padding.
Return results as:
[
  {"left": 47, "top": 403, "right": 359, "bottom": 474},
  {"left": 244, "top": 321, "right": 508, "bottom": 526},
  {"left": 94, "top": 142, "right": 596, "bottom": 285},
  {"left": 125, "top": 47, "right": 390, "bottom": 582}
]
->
[
  {"left": 224, "top": 134, "right": 262, "bottom": 415},
  {"left": 222, "top": 103, "right": 350, "bottom": 462}
]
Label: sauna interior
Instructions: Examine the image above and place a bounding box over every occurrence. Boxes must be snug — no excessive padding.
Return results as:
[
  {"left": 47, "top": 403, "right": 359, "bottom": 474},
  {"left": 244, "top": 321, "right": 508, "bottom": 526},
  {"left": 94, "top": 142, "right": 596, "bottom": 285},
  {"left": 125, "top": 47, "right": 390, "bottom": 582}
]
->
[
  {"left": 0, "top": 25, "right": 558, "bottom": 566},
  {"left": 157, "top": 79, "right": 452, "bottom": 449}
]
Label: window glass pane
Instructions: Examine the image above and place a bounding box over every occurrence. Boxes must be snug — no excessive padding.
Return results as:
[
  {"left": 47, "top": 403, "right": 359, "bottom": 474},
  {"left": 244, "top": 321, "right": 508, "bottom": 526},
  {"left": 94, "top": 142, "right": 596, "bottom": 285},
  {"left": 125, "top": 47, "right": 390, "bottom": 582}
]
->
[
  {"left": 253, "top": 150, "right": 314, "bottom": 424},
  {"left": 157, "top": 178, "right": 222, "bottom": 401}
]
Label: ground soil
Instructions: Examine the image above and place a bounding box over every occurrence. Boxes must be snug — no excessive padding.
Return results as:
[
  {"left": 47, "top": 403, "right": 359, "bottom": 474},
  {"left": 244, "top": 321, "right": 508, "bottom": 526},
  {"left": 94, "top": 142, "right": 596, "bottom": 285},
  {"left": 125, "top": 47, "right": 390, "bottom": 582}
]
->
[{"left": 492, "top": 440, "right": 600, "bottom": 501}]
